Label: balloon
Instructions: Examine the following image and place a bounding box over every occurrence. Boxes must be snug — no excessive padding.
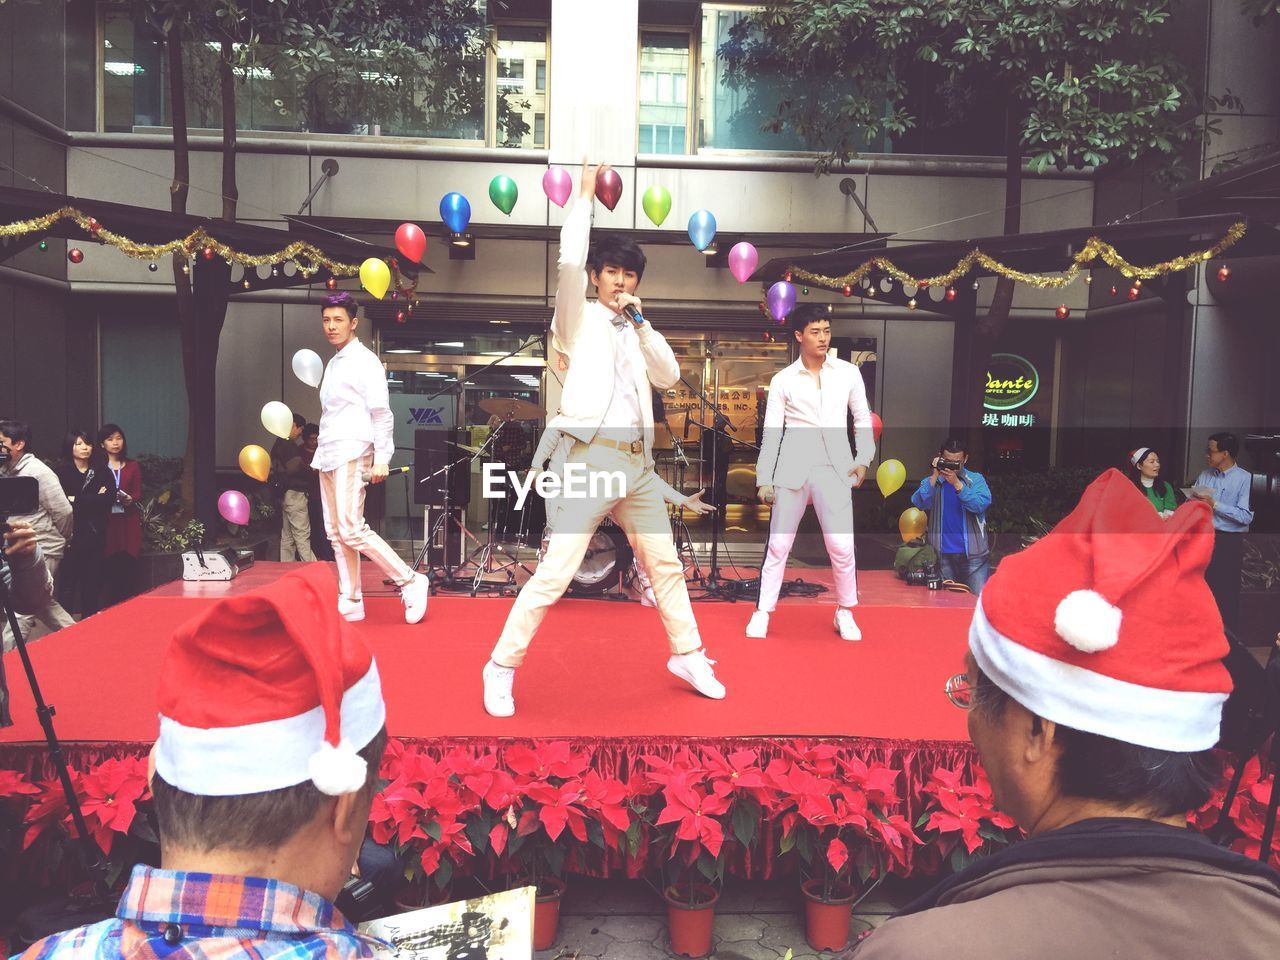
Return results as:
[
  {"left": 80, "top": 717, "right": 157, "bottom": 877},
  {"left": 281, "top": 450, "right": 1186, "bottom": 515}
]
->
[
  {"left": 261, "top": 400, "right": 295, "bottom": 440},
  {"left": 595, "top": 168, "right": 623, "bottom": 211},
  {"left": 291, "top": 348, "right": 323, "bottom": 388},
  {"left": 728, "top": 241, "right": 759, "bottom": 284},
  {"left": 542, "top": 167, "right": 572, "bottom": 207},
  {"left": 687, "top": 209, "right": 717, "bottom": 252},
  {"left": 898, "top": 507, "right": 928, "bottom": 542},
  {"left": 876, "top": 459, "right": 906, "bottom": 498},
  {"left": 394, "top": 223, "right": 426, "bottom": 262},
  {"left": 767, "top": 281, "right": 797, "bottom": 321},
  {"left": 238, "top": 444, "right": 271, "bottom": 483},
  {"left": 218, "top": 489, "right": 251, "bottom": 527},
  {"left": 869, "top": 411, "right": 883, "bottom": 442},
  {"left": 642, "top": 185, "right": 672, "bottom": 226},
  {"left": 439, "top": 192, "right": 471, "bottom": 234},
  {"left": 359, "top": 258, "right": 390, "bottom": 300},
  {"left": 488, "top": 175, "right": 518, "bottom": 216}
]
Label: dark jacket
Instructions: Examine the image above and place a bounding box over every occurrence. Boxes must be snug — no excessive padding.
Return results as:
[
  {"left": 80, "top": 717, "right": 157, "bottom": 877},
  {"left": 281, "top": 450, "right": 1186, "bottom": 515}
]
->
[
  {"left": 56, "top": 463, "right": 117, "bottom": 539},
  {"left": 910, "top": 468, "right": 991, "bottom": 559},
  {"left": 850, "top": 818, "right": 1280, "bottom": 960}
]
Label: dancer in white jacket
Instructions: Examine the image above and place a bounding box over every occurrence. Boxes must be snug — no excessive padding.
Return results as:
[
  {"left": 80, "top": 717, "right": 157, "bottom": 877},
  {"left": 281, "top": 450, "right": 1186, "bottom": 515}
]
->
[
  {"left": 748, "top": 305, "right": 875, "bottom": 641},
  {"left": 482, "top": 161, "right": 726, "bottom": 717}
]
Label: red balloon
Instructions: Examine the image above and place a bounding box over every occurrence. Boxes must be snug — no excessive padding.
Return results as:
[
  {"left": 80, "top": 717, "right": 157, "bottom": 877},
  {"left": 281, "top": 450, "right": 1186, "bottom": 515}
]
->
[
  {"left": 869, "top": 411, "right": 883, "bottom": 442},
  {"left": 595, "top": 168, "right": 624, "bottom": 211},
  {"left": 395, "top": 222, "right": 426, "bottom": 263}
]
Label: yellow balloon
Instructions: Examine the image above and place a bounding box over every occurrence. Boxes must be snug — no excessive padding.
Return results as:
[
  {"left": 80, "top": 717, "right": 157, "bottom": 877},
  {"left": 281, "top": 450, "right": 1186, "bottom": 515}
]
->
[
  {"left": 898, "top": 506, "right": 928, "bottom": 542},
  {"left": 238, "top": 444, "right": 271, "bottom": 483},
  {"left": 359, "top": 257, "right": 391, "bottom": 300},
  {"left": 876, "top": 458, "right": 906, "bottom": 498}
]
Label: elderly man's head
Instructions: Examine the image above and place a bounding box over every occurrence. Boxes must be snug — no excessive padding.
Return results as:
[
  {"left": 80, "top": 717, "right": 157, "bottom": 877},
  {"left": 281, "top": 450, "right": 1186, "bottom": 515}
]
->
[{"left": 958, "top": 469, "right": 1232, "bottom": 835}]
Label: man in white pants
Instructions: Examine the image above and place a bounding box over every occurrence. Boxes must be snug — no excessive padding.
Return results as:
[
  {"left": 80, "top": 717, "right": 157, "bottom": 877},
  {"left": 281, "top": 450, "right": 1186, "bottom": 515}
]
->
[
  {"left": 481, "top": 160, "right": 725, "bottom": 718},
  {"left": 748, "top": 305, "right": 875, "bottom": 641}
]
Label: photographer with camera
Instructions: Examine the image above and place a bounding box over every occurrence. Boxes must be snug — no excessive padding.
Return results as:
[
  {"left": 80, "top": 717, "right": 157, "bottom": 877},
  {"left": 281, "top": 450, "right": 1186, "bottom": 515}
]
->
[
  {"left": 1, "top": 520, "right": 56, "bottom": 651},
  {"left": 910, "top": 437, "right": 992, "bottom": 594},
  {"left": 0, "top": 420, "right": 75, "bottom": 645}
]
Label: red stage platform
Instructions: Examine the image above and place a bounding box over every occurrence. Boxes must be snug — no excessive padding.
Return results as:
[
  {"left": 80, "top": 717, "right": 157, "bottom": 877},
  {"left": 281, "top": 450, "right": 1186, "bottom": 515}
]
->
[{"left": 2, "top": 563, "right": 973, "bottom": 759}]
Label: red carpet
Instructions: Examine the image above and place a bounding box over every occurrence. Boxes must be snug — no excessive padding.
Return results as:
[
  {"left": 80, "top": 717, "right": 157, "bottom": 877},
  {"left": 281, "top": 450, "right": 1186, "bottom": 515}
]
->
[{"left": 1, "top": 568, "right": 971, "bottom": 748}]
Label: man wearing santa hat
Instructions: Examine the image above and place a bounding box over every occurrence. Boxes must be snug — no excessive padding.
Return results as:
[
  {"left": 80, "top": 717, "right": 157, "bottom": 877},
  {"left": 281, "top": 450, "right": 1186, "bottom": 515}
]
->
[
  {"left": 849, "top": 470, "right": 1280, "bottom": 959},
  {"left": 16, "top": 566, "right": 391, "bottom": 960}
]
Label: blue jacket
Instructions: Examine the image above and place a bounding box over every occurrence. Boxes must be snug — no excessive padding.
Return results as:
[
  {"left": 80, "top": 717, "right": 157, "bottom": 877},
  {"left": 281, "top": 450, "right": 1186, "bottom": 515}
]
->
[{"left": 910, "top": 468, "right": 992, "bottom": 559}]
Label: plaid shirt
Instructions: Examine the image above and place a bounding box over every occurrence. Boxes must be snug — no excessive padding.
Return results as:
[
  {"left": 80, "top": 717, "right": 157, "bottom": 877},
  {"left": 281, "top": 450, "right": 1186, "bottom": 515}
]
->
[{"left": 13, "top": 866, "right": 389, "bottom": 960}]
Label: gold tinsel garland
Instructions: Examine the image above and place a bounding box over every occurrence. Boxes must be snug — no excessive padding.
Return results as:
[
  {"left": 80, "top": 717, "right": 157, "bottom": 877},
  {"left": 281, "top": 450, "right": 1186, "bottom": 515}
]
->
[
  {"left": 0, "top": 206, "right": 416, "bottom": 294},
  {"left": 785, "top": 221, "right": 1247, "bottom": 292}
]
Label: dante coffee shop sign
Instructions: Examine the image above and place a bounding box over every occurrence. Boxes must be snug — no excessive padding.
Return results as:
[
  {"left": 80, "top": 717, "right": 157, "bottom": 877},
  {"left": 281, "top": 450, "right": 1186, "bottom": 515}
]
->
[{"left": 983, "top": 353, "right": 1040, "bottom": 428}]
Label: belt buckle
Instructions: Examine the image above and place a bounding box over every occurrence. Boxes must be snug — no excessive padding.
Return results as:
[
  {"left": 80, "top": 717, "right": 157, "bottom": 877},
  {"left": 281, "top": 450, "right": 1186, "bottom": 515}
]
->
[{"left": 629, "top": 440, "right": 643, "bottom": 454}]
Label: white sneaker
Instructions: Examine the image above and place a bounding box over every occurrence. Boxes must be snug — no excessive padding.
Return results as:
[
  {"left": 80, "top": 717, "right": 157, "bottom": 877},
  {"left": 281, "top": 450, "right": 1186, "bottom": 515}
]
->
[
  {"left": 667, "top": 650, "right": 726, "bottom": 700},
  {"left": 337, "top": 595, "right": 365, "bottom": 622},
  {"left": 483, "top": 660, "right": 516, "bottom": 717},
  {"left": 400, "top": 573, "right": 430, "bottom": 625},
  {"left": 745, "top": 610, "right": 769, "bottom": 638},
  {"left": 834, "top": 607, "right": 862, "bottom": 642}
]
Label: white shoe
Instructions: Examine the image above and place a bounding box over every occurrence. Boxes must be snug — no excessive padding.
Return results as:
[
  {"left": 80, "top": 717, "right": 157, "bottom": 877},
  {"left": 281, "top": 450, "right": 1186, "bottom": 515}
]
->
[
  {"left": 483, "top": 660, "right": 516, "bottom": 717},
  {"left": 400, "top": 573, "right": 430, "bottom": 625},
  {"left": 834, "top": 607, "right": 862, "bottom": 642},
  {"left": 337, "top": 595, "right": 365, "bottom": 622},
  {"left": 745, "top": 610, "right": 769, "bottom": 638},
  {"left": 667, "top": 650, "right": 726, "bottom": 700}
]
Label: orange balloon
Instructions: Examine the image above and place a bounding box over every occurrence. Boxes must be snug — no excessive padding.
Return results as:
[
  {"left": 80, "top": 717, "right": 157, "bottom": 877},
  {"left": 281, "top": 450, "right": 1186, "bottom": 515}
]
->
[
  {"left": 238, "top": 444, "right": 271, "bottom": 483},
  {"left": 898, "top": 507, "right": 928, "bottom": 542}
]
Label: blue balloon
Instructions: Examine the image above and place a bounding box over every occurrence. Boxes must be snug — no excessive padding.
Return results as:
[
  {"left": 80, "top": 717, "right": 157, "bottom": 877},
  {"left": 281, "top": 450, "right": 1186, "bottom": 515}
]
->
[
  {"left": 687, "top": 209, "right": 717, "bottom": 252},
  {"left": 440, "top": 192, "right": 472, "bottom": 234}
]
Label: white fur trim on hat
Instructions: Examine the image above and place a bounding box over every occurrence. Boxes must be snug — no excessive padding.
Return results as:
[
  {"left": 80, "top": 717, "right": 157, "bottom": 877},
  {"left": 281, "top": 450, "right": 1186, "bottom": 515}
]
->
[
  {"left": 969, "top": 600, "right": 1225, "bottom": 751},
  {"left": 309, "top": 738, "right": 368, "bottom": 796},
  {"left": 1054, "top": 589, "right": 1122, "bottom": 653},
  {"left": 1130, "top": 447, "right": 1151, "bottom": 467},
  {"left": 155, "top": 661, "right": 385, "bottom": 796}
]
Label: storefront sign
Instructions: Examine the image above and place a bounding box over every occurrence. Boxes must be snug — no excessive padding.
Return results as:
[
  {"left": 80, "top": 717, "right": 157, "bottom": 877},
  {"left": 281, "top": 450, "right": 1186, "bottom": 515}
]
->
[{"left": 984, "top": 353, "right": 1039, "bottom": 411}]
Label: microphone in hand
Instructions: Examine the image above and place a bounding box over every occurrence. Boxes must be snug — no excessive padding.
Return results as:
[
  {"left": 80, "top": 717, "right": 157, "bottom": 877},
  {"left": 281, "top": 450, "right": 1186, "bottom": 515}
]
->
[{"left": 361, "top": 465, "right": 412, "bottom": 484}]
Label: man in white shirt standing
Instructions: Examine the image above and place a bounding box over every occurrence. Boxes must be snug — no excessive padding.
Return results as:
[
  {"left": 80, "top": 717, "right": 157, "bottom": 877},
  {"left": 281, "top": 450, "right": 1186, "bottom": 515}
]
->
[
  {"left": 312, "top": 292, "right": 429, "bottom": 624},
  {"left": 748, "top": 305, "right": 875, "bottom": 641},
  {"left": 482, "top": 161, "right": 725, "bottom": 718}
]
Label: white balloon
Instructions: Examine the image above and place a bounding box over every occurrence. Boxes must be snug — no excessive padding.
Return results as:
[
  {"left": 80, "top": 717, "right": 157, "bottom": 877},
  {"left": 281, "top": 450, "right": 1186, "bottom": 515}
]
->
[
  {"left": 291, "top": 348, "right": 324, "bottom": 388},
  {"left": 261, "top": 400, "right": 295, "bottom": 440}
]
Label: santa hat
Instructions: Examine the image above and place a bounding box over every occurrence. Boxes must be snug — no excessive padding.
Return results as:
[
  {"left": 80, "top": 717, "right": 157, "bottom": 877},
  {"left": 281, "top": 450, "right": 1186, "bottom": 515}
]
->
[
  {"left": 970, "top": 469, "right": 1231, "bottom": 752},
  {"left": 1129, "top": 447, "right": 1152, "bottom": 467},
  {"left": 154, "top": 565, "right": 385, "bottom": 796}
]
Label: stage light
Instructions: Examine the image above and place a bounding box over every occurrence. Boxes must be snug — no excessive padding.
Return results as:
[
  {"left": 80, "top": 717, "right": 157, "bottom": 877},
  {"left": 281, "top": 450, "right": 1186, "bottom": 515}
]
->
[{"left": 448, "top": 231, "right": 475, "bottom": 261}]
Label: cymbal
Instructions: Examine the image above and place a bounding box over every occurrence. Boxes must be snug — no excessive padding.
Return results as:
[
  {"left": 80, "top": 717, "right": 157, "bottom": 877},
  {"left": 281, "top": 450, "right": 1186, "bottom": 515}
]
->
[
  {"left": 480, "top": 396, "right": 543, "bottom": 421},
  {"left": 449, "top": 440, "right": 483, "bottom": 454}
]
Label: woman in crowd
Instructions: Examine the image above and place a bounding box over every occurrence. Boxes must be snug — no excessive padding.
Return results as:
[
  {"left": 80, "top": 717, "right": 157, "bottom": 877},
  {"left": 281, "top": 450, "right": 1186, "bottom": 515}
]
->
[
  {"left": 1128, "top": 446, "right": 1177, "bottom": 519},
  {"left": 54, "top": 429, "right": 117, "bottom": 616},
  {"left": 99, "top": 423, "right": 143, "bottom": 605}
]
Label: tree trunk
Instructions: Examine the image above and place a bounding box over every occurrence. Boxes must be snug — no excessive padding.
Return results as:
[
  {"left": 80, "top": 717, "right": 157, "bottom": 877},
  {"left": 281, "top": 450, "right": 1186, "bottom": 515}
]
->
[{"left": 962, "top": 100, "right": 1023, "bottom": 460}]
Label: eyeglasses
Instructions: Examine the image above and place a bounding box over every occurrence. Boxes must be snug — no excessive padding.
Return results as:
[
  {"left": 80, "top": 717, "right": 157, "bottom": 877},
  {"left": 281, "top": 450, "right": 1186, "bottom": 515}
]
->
[{"left": 945, "top": 673, "right": 973, "bottom": 710}]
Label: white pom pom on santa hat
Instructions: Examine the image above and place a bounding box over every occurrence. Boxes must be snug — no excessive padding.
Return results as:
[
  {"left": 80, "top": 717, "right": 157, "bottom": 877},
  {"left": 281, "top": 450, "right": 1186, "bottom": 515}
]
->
[
  {"left": 1054, "top": 589, "right": 1122, "bottom": 653},
  {"left": 308, "top": 738, "right": 368, "bottom": 796}
]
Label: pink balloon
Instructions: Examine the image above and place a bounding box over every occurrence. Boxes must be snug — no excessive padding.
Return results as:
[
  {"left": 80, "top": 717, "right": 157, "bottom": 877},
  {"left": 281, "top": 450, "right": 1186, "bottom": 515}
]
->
[
  {"left": 870, "top": 411, "right": 883, "bottom": 442},
  {"left": 218, "top": 489, "right": 250, "bottom": 526},
  {"left": 728, "top": 241, "right": 759, "bottom": 284},
  {"left": 542, "top": 167, "right": 572, "bottom": 207},
  {"left": 395, "top": 223, "right": 426, "bottom": 263}
]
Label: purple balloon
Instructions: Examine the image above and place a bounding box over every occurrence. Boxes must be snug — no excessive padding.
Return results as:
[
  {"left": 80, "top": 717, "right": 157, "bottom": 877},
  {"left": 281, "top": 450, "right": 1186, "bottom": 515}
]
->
[
  {"left": 542, "top": 167, "right": 572, "bottom": 208},
  {"left": 218, "top": 489, "right": 250, "bottom": 526},
  {"left": 767, "top": 281, "right": 797, "bottom": 321},
  {"left": 728, "top": 242, "right": 759, "bottom": 284}
]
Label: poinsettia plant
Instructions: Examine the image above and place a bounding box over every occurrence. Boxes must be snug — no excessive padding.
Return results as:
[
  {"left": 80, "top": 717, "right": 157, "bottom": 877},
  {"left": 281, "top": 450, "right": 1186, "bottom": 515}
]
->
[
  {"left": 1190, "top": 753, "right": 1279, "bottom": 869},
  {"left": 770, "top": 746, "right": 917, "bottom": 903},
  {"left": 915, "top": 765, "right": 1018, "bottom": 874}
]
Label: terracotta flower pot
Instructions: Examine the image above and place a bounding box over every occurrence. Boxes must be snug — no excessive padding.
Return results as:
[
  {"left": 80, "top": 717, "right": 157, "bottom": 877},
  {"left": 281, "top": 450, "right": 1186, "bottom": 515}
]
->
[
  {"left": 801, "top": 878, "right": 856, "bottom": 952},
  {"left": 664, "top": 882, "right": 720, "bottom": 959},
  {"left": 532, "top": 877, "right": 567, "bottom": 951}
]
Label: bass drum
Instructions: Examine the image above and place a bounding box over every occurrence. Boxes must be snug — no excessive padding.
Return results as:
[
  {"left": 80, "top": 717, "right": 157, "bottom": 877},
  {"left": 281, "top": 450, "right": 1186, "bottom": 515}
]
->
[{"left": 540, "top": 519, "right": 633, "bottom": 595}]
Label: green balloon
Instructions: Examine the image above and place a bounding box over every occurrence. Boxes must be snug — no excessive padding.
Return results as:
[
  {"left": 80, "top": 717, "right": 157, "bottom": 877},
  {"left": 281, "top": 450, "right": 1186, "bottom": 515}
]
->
[
  {"left": 642, "top": 185, "right": 672, "bottom": 226},
  {"left": 489, "top": 175, "right": 518, "bottom": 216}
]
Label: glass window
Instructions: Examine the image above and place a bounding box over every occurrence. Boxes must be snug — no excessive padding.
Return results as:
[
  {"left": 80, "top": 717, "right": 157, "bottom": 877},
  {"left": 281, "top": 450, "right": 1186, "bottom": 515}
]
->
[
  {"left": 698, "top": 4, "right": 805, "bottom": 152},
  {"left": 492, "top": 24, "right": 548, "bottom": 148},
  {"left": 638, "top": 32, "right": 690, "bottom": 154},
  {"left": 534, "top": 112, "right": 545, "bottom": 144},
  {"left": 535, "top": 59, "right": 546, "bottom": 92}
]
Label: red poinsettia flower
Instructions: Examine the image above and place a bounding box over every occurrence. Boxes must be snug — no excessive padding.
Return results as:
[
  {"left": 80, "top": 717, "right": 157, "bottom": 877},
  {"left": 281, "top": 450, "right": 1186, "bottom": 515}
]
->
[
  {"left": 655, "top": 783, "right": 731, "bottom": 860},
  {"left": 75, "top": 757, "right": 149, "bottom": 854},
  {"left": 369, "top": 779, "right": 430, "bottom": 847},
  {"left": 523, "top": 780, "right": 589, "bottom": 843},
  {"left": 580, "top": 770, "right": 631, "bottom": 838},
  {"left": 702, "top": 747, "right": 772, "bottom": 805},
  {"left": 0, "top": 770, "right": 40, "bottom": 804},
  {"left": 378, "top": 738, "right": 407, "bottom": 780},
  {"left": 504, "top": 742, "right": 589, "bottom": 782},
  {"left": 23, "top": 777, "right": 75, "bottom": 849}
]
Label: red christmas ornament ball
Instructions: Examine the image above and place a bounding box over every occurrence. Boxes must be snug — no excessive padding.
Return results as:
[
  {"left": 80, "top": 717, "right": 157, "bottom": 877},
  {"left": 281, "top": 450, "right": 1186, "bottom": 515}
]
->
[
  {"left": 842, "top": 284, "right": 853, "bottom": 297},
  {"left": 67, "top": 247, "right": 84, "bottom": 264},
  {"left": 1127, "top": 286, "right": 1140, "bottom": 301},
  {"left": 1216, "top": 264, "right": 1231, "bottom": 283},
  {"left": 1055, "top": 304, "right": 1070, "bottom": 319},
  {"left": 201, "top": 246, "right": 215, "bottom": 261},
  {"left": 783, "top": 271, "right": 793, "bottom": 283},
  {"left": 945, "top": 287, "right": 957, "bottom": 302},
  {"left": 1109, "top": 285, "right": 1118, "bottom": 297},
  {"left": 325, "top": 277, "right": 338, "bottom": 290},
  {"left": 395, "top": 310, "right": 406, "bottom": 324},
  {"left": 87, "top": 217, "right": 100, "bottom": 234}
]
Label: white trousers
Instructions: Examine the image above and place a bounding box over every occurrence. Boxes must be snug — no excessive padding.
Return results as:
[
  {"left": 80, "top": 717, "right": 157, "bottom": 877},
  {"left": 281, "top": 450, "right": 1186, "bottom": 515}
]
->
[
  {"left": 318, "top": 453, "right": 413, "bottom": 600},
  {"left": 279, "top": 489, "right": 316, "bottom": 562},
  {"left": 758, "top": 465, "right": 857, "bottom": 612}
]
